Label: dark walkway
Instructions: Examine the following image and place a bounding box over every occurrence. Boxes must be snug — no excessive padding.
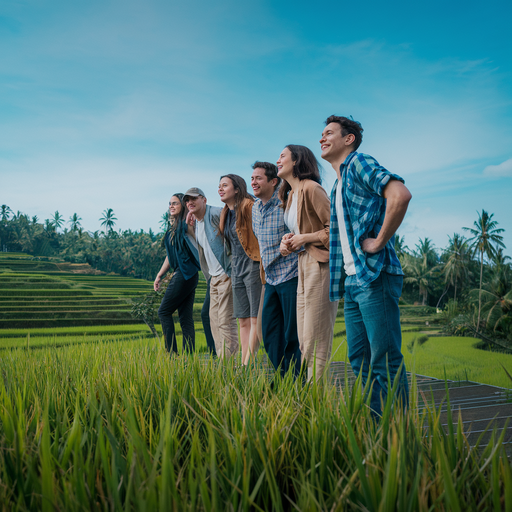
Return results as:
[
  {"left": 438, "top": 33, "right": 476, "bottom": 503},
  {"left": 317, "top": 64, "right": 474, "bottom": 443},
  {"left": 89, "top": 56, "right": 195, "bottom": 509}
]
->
[{"left": 329, "top": 361, "right": 512, "bottom": 451}]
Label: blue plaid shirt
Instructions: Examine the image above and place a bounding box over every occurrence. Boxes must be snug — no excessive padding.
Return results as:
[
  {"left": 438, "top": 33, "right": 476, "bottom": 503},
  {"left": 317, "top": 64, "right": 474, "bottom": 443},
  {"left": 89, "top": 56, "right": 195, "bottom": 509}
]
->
[
  {"left": 329, "top": 152, "right": 404, "bottom": 301},
  {"left": 252, "top": 190, "right": 298, "bottom": 286}
]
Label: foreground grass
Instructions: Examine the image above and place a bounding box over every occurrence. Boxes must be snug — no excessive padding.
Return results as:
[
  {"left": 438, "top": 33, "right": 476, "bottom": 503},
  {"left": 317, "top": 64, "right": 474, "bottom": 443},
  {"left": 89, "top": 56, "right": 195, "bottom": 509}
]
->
[{"left": 0, "top": 339, "right": 511, "bottom": 511}]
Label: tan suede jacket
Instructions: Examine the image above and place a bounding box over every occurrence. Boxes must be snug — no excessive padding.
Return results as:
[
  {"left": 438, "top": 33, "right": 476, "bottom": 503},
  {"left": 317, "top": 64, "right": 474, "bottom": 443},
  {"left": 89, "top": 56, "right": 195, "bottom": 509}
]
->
[
  {"left": 288, "top": 179, "right": 331, "bottom": 263},
  {"left": 219, "top": 197, "right": 261, "bottom": 262}
]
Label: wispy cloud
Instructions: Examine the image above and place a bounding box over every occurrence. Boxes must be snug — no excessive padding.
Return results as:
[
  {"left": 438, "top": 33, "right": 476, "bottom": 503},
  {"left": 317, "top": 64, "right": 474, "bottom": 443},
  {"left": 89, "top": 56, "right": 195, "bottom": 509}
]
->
[{"left": 483, "top": 158, "right": 512, "bottom": 177}]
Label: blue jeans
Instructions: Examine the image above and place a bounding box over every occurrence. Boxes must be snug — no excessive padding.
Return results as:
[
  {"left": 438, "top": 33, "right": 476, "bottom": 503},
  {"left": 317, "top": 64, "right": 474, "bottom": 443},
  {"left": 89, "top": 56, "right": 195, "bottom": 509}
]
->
[
  {"left": 344, "top": 272, "right": 409, "bottom": 416},
  {"left": 262, "top": 277, "right": 301, "bottom": 379}
]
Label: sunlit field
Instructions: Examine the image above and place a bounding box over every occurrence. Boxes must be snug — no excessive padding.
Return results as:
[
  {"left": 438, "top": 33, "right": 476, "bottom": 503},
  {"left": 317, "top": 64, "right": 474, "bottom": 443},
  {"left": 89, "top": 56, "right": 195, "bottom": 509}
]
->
[{"left": 1, "top": 338, "right": 511, "bottom": 511}]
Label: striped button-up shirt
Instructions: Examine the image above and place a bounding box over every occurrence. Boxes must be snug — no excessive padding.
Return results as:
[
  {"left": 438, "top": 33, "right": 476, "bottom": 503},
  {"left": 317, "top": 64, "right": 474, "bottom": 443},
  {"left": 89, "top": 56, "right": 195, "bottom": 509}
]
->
[
  {"left": 329, "top": 152, "right": 404, "bottom": 301},
  {"left": 252, "top": 190, "right": 298, "bottom": 286}
]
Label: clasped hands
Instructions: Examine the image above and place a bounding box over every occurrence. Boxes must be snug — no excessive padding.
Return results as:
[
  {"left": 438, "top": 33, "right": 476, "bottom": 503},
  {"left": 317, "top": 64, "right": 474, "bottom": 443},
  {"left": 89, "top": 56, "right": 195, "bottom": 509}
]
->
[{"left": 279, "top": 233, "right": 305, "bottom": 256}]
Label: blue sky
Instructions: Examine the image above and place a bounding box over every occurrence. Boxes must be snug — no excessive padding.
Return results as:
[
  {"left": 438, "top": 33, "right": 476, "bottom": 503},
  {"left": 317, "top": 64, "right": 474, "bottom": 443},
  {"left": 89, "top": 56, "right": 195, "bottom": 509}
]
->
[{"left": 1, "top": 0, "right": 511, "bottom": 255}]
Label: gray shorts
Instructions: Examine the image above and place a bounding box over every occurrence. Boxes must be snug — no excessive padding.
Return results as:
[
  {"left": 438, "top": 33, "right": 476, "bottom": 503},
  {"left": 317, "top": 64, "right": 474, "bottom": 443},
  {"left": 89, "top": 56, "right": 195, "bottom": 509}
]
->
[{"left": 232, "top": 259, "right": 262, "bottom": 318}]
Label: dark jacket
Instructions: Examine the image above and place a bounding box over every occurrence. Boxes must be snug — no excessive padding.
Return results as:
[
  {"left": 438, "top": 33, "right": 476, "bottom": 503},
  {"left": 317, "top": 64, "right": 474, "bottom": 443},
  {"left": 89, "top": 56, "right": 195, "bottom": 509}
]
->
[{"left": 164, "top": 220, "right": 201, "bottom": 280}]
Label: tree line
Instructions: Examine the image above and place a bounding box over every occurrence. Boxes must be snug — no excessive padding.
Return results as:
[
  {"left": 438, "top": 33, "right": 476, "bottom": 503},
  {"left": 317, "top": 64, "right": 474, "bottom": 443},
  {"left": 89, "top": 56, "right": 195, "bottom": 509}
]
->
[
  {"left": 1, "top": 204, "right": 510, "bottom": 343},
  {"left": 0, "top": 205, "right": 169, "bottom": 281}
]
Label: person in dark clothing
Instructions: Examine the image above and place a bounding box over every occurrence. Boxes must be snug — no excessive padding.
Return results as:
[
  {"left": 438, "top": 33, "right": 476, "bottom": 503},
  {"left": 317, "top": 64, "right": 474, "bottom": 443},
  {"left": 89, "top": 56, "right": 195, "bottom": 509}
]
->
[{"left": 155, "top": 193, "right": 201, "bottom": 354}]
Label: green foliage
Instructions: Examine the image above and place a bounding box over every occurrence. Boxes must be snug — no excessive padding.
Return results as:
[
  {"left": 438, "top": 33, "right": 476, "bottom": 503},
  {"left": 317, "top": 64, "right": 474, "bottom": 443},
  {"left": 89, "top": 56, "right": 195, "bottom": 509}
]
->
[
  {"left": 464, "top": 209, "right": 506, "bottom": 329},
  {"left": 0, "top": 340, "right": 511, "bottom": 510}
]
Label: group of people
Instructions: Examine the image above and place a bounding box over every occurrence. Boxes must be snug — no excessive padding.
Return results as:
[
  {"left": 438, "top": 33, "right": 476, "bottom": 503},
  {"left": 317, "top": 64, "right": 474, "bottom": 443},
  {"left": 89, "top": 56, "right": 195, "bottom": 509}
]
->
[{"left": 154, "top": 115, "right": 412, "bottom": 416}]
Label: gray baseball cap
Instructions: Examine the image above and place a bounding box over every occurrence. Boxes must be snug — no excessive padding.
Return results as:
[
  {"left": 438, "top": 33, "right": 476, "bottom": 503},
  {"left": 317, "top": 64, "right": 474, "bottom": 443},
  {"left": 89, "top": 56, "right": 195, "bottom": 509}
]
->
[{"left": 183, "top": 187, "right": 206, "bottom": 202}]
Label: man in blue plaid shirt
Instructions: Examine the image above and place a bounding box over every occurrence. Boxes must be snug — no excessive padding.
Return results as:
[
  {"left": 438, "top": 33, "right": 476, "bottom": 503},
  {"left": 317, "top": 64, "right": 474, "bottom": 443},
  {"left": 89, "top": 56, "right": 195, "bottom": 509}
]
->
[
  {"left": 251, "top": 161, "right": 301, "bottom": 379},
  {"left": 320, "top": 115, "right": 412, "bottom": 416}
]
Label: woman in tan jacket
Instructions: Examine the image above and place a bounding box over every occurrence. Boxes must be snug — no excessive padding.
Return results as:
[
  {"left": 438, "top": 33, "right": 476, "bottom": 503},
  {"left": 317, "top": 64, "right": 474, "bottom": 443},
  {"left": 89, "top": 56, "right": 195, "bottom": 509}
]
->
[
  {"left": 277, "top": 145, "right": 339, "bottom": 381},
  {"left": 219, "top": 174, "right": 263, "bottom": 365}
]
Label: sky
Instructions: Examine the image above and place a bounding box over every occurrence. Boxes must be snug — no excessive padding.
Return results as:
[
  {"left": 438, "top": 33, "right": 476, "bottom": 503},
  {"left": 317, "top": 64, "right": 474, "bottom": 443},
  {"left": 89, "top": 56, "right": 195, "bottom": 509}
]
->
[{"left": 1, "top": 0, "right": 511, "bottom": 255}]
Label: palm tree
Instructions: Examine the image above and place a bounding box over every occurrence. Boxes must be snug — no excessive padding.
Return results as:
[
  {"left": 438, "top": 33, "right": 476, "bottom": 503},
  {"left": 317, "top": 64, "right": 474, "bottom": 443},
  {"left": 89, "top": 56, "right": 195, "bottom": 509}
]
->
[
  {"left": 1, "top": 205, "right": 12, "bottom": 223},
  {"left": 443, "top": 234, "right": 470, "bottom": 301},
  {"left": 68, "top": 213, "right": 82, "bottom": 232},
  {"left": 394, "top": 234, "right": 408, "bottom": 258},
  {"left": 476, "top": 263, "right": 512, "bottom": 338},
  {"left": 160, "top": 211, "right": 170, "bottom": 232},
  {"left": 403, "top": 238, "right": 439, "bottom": 305},
  {"left": 492, "top": 248, "right": 511, "bottom": 270},
  {"left": 463, "top": 210, "right": 505, "bottom": 329},
  {"left": 52, "top": 211, "right": 65, "bottom": 231},
  {"left": 44, "top": 219, "right": 55, "bottom": 236},
  {"left": 99, "top": 208, "right": 117, "bottom": 233}
]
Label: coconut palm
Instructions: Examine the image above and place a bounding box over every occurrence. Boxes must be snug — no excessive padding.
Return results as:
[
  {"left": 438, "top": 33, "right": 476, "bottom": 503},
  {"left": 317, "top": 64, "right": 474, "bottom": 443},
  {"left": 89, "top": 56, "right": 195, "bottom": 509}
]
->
[
  {"left": 1, "top": 205, "right": 12, "bottom": 223},
  {"left": 443, "top": 234, "right": 471, "bottom": 301},
  {"left": 476, "top": 263, "right": 512, "bottom": 338},
  {"left": 44, "top": 219, "right": 55, "bottom": 235},
  {"left": 99, "top": 208, "right": 117, "bottom": 233},
  {"left": 492, "top": 248, "right": 511, "bottom": 270},
  {"left": 394, "top": 234, "right": 408, "bottom": 258},
  {"left": 52, "top": 211, "right": 65, "bottom": 231},
  {"left": 463, "top": 210, "right": 505, "bottom": 329},
  {"left": 159, "top": 211, "right": 170, "bottom": 232},
  {"left": 403, "top": 238, "right": 439, "bottom": 305},
  {"left": 68, "top": 213, "right": 82, "bottom": 232}
]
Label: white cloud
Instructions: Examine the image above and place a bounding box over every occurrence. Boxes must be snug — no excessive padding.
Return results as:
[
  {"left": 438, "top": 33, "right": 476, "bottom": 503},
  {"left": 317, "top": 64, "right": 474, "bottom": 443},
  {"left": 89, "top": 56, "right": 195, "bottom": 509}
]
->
[{"left": 483, "top": 158, "right": 512, "bottom": 177}]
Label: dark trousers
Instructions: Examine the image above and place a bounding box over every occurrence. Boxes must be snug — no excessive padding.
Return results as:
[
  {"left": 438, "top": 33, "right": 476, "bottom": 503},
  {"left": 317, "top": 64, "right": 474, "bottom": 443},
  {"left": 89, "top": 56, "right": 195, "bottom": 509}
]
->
[
  {"left": 201, "top": 278, "right": 217, "bottom": 356},
  {"left": 158, "top": 269, "right": 198, "bottom": 354},
  {"left": 262, "top": 277, "right": 301, "bottom": 378}
]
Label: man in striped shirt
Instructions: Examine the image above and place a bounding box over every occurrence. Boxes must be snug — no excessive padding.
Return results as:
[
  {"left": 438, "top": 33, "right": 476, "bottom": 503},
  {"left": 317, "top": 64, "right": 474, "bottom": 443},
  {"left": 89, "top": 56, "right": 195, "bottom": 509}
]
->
[
  {"left": 320, "top": 115, "right": 412, "bottom": 416},
  {"left": 251, "top": 162, "right": 301, "bottom": 379}
]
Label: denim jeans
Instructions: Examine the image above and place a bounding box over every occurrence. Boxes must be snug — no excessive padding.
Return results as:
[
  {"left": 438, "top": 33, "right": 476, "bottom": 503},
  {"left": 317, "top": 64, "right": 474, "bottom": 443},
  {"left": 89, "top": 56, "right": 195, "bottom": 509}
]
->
[
  {"left": 262, "top": 277, "right": 301, "bottom": 379},
  {"left": 201, "top": 278, "right": 217, "bottom": 356},
  {"left": 344, "top": 272, "right": 409, "bottom": 416},
  {"left": 158, "top": 269, "right": 198, "bottom": 354}
]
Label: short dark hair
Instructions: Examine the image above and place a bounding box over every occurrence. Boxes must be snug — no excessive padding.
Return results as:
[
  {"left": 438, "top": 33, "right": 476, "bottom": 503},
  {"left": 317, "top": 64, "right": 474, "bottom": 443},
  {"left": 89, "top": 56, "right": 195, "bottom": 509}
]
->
[
  {"left": 252, "top": 161, "right": 281, "bottom": 188},
  {"left": 325, "top": 115, "right": 364, "bottom": 150},
  {"left": 278, "top": 145, "right": 321, "bottom": 209}
]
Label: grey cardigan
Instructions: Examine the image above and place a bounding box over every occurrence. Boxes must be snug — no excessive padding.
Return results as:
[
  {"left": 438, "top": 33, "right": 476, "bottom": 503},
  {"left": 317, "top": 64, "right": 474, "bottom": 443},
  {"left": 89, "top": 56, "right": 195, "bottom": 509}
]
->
[{"left": 194, "top": 204, "right": 232, "bottom": 280}]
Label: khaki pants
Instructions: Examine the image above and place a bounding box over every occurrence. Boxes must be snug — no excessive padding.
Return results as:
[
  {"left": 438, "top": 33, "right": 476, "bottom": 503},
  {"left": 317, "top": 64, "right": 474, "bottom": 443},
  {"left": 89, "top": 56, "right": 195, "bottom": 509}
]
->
[
  {"left": 297, "top": 251, "right": 339, "bottom": 381},
  {"left": 210, "top": 273, "right": 239, "bottom": 359}
]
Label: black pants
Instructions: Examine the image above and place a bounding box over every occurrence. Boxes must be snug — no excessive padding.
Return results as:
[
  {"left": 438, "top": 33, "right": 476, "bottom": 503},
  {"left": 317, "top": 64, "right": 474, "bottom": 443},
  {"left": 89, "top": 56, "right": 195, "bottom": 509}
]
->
[
  {"left": 158, "top": 269, "right": 198, "bottom": 354},
  {"left": 201, "top": 278, "right": 217, "bottom": 356}
]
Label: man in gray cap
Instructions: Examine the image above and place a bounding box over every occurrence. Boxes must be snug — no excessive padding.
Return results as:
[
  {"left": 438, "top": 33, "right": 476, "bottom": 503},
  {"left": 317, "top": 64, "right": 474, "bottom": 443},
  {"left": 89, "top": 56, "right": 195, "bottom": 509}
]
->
[{"left": 184, "top": 187, "right": 239, "bottom": 359}]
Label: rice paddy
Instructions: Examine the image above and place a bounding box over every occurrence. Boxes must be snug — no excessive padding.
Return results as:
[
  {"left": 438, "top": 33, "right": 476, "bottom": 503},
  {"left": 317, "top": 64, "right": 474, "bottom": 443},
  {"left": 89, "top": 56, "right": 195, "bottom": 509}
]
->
[{"left": 1, "top": 253, "right": 511, "bottom": 510}]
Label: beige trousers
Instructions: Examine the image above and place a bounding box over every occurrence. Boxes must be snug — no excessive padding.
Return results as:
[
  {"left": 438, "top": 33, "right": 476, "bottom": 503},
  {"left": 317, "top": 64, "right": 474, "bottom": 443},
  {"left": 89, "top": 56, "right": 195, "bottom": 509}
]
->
[
  {"left": 210, "top": 273, "right": 239, "bottom": 359},
  {"left": 297, "top": 251, "right": 339, "bottom": 381}
]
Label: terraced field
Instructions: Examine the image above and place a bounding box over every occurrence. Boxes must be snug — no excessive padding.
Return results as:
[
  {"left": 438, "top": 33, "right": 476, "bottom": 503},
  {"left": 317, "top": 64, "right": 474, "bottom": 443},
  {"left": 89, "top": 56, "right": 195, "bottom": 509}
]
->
[{"left": 0, "top": 253, "right": 207, "bottom": 331}]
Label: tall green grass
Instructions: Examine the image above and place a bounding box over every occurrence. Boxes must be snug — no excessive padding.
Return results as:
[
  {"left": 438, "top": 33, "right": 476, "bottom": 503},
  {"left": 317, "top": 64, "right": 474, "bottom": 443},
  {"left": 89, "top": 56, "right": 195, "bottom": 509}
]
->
[{"left": 0, "top": 339, "right": 510, "bottom": 511}]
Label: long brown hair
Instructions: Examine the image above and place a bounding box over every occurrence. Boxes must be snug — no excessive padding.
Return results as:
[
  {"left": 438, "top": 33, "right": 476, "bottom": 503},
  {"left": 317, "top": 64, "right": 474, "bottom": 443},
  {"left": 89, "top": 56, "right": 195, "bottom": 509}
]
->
[
  {"left": 278, "top": 145, "right": 321, "bottom": 209},
  {"left": 219, "top": 174, "right": 253, "bottom": 235},
  {"left": 166, "top": 193, "right": 188, "bottom": 243}
]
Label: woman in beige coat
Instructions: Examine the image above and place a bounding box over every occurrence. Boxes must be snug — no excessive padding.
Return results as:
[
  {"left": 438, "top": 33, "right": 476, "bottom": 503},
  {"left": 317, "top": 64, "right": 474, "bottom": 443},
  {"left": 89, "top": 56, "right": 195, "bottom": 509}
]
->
[{"left": 277, "top": 145, "right": 339, "bottom": 381}]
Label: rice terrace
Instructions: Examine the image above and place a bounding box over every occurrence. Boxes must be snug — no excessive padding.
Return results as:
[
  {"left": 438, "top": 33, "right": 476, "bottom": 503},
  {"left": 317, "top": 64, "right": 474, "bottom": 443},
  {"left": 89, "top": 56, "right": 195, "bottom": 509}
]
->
[{"left": 0, "top": 250, "right": 511, "bottom": 511}]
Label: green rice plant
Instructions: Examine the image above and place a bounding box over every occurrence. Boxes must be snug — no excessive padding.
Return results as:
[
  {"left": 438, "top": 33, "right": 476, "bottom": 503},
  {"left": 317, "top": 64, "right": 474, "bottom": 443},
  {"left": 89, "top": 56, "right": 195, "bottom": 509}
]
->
[{"left": 0, "top": 339, "right": 510, "bottom": 511}]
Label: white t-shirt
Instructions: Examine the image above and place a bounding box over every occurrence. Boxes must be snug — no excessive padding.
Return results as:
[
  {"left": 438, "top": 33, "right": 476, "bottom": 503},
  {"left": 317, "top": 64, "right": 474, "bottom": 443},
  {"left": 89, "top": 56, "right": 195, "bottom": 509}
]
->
[
  {"left": 284, "top": 192, "right": 299, "bottom": 235},
  {"left": 336, "top": 180, "right": 356, "bottom": 276},
  {"left": 196, "top": 219, "right": 224, "bottom": 277}
]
